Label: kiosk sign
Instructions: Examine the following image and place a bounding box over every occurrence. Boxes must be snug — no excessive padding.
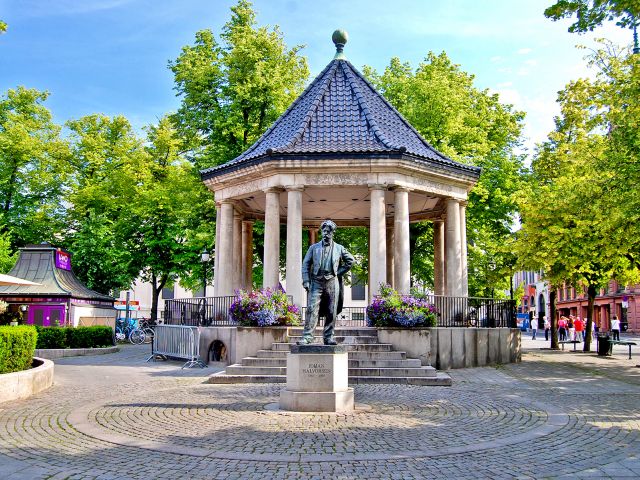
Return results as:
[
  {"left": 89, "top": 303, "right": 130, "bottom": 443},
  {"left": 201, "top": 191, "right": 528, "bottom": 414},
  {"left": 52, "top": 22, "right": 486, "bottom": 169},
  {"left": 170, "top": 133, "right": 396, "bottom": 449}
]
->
[{"left": 55, "top": 250, "right": 71, "bottom": 271}]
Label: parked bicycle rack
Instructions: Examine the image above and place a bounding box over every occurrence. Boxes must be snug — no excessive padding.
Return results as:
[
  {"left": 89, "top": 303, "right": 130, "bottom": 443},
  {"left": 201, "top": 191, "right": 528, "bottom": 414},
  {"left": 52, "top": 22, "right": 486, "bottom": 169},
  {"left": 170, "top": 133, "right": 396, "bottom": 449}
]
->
[{"left": 147, "top": 325, "right": 206, "bottom": 369}]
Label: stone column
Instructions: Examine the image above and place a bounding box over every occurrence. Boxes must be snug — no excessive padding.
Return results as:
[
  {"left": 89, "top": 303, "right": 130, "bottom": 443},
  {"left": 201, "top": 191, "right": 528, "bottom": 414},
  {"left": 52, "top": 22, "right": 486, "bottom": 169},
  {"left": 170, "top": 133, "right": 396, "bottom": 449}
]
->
[
  {"left": 386, "top": 218, "right": 394, "bottom": 289},
  {"left": 433, "top": 219, "right": 445, "bottom": 296},
  {"left": 217, "top": 201, "right": 235, "bottom": 296},
  {"left": 286, "top": 186, "right": 304, "bottom": 307},
  {"left": 368, "top": 184, "right": 387, "bottom": 297},
  {"left": 393, "top": 187, "right": 410, "bottom": 294},
  {"left": 213, "top": 203, "right": 221, "bottom": 296},
  {"left": 459, "top": 202, "right": 468, "bottom": 297},
  {"left": 309, "top": 228, "right": 318, "bottom": 245},
  {"left": 233, "top": 211, "right": 243, "bottom": 292},
  {"left": 263, "top": 188, "right": 281, "bottom": 289},
  {"left": 241, "top": 220, "right": 254, "bottom": 291},
  {"left": 445, "top": 199, "right": 462, "bottom": 297}
]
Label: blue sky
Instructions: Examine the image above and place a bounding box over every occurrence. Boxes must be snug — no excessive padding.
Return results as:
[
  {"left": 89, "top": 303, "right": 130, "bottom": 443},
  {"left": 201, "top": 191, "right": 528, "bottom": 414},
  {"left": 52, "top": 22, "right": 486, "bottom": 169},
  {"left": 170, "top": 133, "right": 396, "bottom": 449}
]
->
[{"left": 0, "top": 0, "right": 632, "bottom": 156}]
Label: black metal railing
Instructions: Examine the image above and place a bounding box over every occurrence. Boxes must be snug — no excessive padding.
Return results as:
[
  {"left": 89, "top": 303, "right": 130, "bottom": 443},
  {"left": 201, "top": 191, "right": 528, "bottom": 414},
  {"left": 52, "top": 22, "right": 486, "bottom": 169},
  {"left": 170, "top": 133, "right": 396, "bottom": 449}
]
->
[
  {"left": 164, "top": 296, "right": 237, "bottom": 326},
  {"left": 301, "top": 307, "right": 368, "bottom": 328},
  {"left": 163, "top": 295, "right": 516, "bottom": 328},
  {"left": 429, "top": 295, "right": 516, "bottom": 328}
]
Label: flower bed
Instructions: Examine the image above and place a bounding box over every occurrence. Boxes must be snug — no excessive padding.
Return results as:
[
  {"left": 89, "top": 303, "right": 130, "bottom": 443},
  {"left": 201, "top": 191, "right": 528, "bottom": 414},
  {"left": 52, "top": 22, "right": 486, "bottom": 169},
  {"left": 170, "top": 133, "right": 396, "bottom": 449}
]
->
[
  {"left": 366, "top": 285, "right": 437, "bottom": 328},
  {"left": 229, "top": 288, "right": 301, "bottom": 327}
]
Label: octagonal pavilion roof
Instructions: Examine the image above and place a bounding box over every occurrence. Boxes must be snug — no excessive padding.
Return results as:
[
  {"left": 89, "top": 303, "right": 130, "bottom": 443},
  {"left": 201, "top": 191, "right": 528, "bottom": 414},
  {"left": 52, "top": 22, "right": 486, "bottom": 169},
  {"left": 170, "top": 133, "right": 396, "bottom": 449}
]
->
[{"left": 201, "top": 35, "right": 480, "bottom": 181}]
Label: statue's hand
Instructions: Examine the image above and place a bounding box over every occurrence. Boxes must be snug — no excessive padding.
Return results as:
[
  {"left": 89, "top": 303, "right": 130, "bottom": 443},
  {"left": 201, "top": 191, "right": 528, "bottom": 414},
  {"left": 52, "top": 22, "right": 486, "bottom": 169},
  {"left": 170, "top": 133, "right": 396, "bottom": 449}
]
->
[{"left": 303, "top": 282, "right": 310, "bottom": 291}]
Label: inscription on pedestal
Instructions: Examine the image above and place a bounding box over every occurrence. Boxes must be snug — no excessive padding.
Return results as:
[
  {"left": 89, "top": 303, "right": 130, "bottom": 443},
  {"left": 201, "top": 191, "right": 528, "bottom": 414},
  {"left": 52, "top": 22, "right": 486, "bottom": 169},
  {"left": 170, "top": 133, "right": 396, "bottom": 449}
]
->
[{"left": 302, "top": 362, "right": 331, "bottom": 378}]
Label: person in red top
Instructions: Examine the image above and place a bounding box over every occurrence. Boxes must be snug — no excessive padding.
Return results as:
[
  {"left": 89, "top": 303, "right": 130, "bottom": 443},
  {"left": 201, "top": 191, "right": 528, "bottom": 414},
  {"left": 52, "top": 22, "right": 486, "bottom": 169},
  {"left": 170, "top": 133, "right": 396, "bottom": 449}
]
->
[
  {"left": 574, "top": 316, "right": 584, "bottom": 341},
  {"left": 558, "top": 316, "right": 567, "bottom": 342}
]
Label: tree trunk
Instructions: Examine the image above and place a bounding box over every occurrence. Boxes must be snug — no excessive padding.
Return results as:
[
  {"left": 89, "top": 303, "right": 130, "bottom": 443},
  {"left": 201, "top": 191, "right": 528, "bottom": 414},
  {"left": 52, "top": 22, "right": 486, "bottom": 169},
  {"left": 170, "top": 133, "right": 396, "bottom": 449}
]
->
[
  {"left": 583, "top": 284, "right": 596, "bottom": 352},
  {"left": 550, "top": 288, "right": 559, "bottom": 349},
  {"left": 150, "top": 273, "right": 169, "bottom": 322}
]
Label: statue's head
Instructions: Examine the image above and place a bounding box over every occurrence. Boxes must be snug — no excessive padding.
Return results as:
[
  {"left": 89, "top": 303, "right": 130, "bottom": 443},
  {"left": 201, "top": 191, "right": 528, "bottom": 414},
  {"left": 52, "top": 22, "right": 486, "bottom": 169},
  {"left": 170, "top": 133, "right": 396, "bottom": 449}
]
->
[{"left": 320, "top": 219, "right": 337, "bottom": 243}]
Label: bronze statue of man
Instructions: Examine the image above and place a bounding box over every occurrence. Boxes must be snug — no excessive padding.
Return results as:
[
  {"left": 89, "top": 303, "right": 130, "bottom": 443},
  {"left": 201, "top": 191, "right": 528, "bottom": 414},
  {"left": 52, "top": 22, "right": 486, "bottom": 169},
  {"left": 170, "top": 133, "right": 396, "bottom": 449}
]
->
[{"left": 298, "top": 220, "right": 355, "bottom": 345}]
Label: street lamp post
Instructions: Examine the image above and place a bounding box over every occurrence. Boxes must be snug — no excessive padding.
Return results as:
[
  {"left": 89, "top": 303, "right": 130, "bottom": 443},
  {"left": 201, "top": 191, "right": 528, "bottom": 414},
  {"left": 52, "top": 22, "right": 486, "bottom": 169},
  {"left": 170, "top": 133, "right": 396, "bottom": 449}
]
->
[{"left": 201, "top": 248, "right": 210, "bottom": 298}]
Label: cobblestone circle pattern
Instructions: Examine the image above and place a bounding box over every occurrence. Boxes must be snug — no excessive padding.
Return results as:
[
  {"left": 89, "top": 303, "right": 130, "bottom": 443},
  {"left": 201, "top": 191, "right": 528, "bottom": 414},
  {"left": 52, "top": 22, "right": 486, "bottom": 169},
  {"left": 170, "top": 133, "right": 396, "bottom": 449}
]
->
[{"left": 0, "top": 348, "right": 639, "bottom": 479}]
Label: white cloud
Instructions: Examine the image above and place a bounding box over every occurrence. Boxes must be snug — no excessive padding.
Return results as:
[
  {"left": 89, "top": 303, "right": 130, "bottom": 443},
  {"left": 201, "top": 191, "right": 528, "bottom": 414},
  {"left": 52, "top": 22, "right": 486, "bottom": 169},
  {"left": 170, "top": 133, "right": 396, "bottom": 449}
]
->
[
  {"left": 524, "top": 59, "right": 538, "bottom": 66},
  {"left": 517, "top": 48, "right": 533, "bottom": 55},
  {"left": 490, "top": 56, "right": 502, "bottom": 63}
]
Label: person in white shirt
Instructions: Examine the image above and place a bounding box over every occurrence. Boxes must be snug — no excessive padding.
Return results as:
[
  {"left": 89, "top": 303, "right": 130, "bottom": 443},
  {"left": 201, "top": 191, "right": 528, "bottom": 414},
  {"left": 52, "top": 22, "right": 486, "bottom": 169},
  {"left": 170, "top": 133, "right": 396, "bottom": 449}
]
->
[
  {"left": 544, "top": 316, "right": 550, "bottom": 341},
  {"left": 611, "top": 316, "right": 621, "bottom": 341},
  {"left": 531, "top": 317, "right": 538, "bottom": 340}
]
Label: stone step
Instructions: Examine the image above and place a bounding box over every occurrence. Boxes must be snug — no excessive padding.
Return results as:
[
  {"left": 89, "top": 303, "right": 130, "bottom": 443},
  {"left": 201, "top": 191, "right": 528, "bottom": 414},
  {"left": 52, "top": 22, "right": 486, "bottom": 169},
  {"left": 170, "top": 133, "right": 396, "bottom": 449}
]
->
[
  {"left": 288, "top": 328, "right": 377, "bottom": 337},
  {"left": 207, "top": 372, "right": 451, "bottom": 386},
  {"left": 208, "top": 372, "right": 286, "bottom": 384},
  {"left": 348, "top": 373, "right": 452, "bottom": 386},
  {"left": 271, "top": 342, "right": 393, "bottom": 352},
  {"left": 241, "top": 357, "right": 422, "bottom": 368},
  {"left": 225, "top": 364, "right": 435, "bottom": 378},
  {"left": 226, "top": 365, "right": 286, "bottom": 375},
  {"left": 349, "top": 366, "right": 436, "bottom": 377},
  {"left": 254, "top": 349, "right": 407, "bottom": 360},
  {"left": 286, "top": 335, "right": 380, "bottom": 344},
  {"left": 242, "top": 357, "right": 287, "bottom": 366}
]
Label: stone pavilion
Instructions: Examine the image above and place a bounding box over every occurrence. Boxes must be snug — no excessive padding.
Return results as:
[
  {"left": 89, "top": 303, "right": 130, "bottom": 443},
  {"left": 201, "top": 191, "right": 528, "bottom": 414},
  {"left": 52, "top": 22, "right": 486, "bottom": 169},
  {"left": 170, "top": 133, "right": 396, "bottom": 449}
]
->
[{"left": 201, "top": 30, "right": 480, "bottom": 308}]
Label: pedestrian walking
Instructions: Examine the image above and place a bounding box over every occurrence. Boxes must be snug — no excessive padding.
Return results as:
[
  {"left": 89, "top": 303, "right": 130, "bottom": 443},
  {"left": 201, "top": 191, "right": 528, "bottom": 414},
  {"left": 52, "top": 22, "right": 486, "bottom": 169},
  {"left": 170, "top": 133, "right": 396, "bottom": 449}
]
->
[
  {"left": 568, "top": 315, "right": 576, "bottom": 342},
  {"left": 531, "top": 317, "right": 538, "bottom": 340},
  {"left": 544, "top": 316, "right": 550, "bottom": 341},
  {"left": 611, "top": 315, "right": 621, "bottom": 341},
  {"left": 558, "top": 316, "right": 567, "bottom": 342}
]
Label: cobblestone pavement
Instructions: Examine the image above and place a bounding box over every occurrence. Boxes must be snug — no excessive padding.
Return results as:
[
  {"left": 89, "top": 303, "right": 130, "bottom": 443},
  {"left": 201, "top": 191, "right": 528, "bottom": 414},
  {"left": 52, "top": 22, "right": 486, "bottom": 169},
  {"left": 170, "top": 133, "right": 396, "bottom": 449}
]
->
[{"left": 1, "top": 342, "right": 639, "bottom": 479}]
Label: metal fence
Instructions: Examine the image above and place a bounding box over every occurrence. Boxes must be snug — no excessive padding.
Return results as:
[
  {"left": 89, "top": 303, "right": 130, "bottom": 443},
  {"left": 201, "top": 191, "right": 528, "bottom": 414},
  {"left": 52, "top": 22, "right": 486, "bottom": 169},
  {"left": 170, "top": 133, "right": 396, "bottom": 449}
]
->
[
  {"left": 147, "top": 325, "right": 206, "bottom": 368},
  {"left": 164, "top": 295, "right": 515, "bottom": 328},
  {"left": 164, "top": 296, "right": 237, "bottom": 326}
]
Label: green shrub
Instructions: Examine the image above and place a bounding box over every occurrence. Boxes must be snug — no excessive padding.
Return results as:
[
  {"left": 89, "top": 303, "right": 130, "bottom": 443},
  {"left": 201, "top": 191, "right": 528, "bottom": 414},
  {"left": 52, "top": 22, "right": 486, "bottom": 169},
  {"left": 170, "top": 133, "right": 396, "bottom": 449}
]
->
[
  {"left": 66, "top": 326, "right": 113, "bottom": 348},
  {"left": 35, "top": 326, "right": 67, "bottom": 349},
  {"left": 35, "top": 326, "right": 114, "bottom": 349},
  {"left": 0, "top": 326, "right": 37, "bottom": 374}
]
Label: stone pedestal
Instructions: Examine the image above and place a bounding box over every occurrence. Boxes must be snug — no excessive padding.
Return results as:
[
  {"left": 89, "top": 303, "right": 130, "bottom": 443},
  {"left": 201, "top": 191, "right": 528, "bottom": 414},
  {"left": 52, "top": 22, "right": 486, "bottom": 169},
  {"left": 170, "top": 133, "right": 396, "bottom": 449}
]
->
[{"left": 279, "top": 345, "right": 354, "bottom": 413}]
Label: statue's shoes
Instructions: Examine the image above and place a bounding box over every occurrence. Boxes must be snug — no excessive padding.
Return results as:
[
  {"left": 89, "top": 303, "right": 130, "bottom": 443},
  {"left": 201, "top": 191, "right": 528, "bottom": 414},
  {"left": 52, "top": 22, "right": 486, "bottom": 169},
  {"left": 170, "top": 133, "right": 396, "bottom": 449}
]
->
[
  {"left": 324, "top": 338, "right": 338, "bottom": 345},
  {"left": 297, "top": 337, "right": 314, "bottom": 345}
]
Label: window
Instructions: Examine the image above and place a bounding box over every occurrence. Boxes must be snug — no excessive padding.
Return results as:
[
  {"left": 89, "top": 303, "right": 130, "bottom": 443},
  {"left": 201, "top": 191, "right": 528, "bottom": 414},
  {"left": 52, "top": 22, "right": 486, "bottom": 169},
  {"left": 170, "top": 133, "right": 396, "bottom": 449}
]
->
[
  {"left": 351, "top": 273, "right": 366, "bottom": 301},
  {"left": 162, "top": 285, "right": 175, "bottom": 300}
]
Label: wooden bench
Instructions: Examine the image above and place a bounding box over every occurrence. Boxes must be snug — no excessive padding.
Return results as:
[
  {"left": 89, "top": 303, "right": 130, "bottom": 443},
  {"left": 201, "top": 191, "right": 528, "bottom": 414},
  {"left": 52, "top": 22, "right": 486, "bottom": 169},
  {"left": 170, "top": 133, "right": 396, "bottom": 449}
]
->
[
  {"left": 559, "top": 340, "right": 581, "bottom": 352},
  {"left": 609, "top": 340, "right": 637, "bottom": 360}
]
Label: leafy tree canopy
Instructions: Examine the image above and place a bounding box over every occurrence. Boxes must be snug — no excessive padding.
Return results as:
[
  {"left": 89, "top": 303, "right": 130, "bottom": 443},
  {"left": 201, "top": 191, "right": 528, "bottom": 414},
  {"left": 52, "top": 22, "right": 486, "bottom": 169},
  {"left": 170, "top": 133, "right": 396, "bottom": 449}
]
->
[
  {"left": 0, "top": 87, "right": 69, "bottom": 246},
  {"left": 544, "top": 0, "right": 640, "bottom": 32},
  {"left": 363, "top": 53, "right": 527, "bottom": 295},
  {"left": 169, "top": 0, "right": 309, "bottom": 170}
]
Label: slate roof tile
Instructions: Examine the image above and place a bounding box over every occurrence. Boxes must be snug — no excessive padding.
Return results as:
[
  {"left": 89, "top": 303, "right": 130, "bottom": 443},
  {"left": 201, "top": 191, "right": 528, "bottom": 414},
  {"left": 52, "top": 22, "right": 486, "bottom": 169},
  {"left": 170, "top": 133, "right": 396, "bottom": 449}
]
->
[{"left": 202, "top": 57, "right": 480, "bottom": 178}]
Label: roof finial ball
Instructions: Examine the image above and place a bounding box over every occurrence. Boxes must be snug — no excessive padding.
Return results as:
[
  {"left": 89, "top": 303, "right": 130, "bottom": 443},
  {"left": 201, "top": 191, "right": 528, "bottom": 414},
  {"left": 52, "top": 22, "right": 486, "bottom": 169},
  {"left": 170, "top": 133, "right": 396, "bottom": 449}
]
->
[{"left": 332, "top": 29, "right": 348, "bottom": 60}]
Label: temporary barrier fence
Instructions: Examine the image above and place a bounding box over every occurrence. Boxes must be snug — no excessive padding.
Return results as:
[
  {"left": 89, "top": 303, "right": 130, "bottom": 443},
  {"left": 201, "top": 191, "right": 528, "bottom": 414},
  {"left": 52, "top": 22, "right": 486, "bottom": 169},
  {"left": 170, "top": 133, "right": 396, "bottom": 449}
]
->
[{"left": 147, "top": 324, "right": 206, "bottom": 368}]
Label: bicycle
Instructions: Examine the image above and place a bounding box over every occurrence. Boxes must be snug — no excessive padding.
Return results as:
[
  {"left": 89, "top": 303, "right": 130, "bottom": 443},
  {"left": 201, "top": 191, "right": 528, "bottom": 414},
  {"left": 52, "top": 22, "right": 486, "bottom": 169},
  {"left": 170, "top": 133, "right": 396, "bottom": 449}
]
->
[{"left": 138, "top": 317, "right": 156, "bottom": 344}]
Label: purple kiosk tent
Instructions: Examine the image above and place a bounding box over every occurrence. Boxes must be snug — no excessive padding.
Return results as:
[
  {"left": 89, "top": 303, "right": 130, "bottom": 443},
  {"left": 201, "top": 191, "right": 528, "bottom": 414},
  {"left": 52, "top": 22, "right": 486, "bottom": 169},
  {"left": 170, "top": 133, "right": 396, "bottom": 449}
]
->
[{"left": 0, "top": 244, "right": 114, "bottom": 327}]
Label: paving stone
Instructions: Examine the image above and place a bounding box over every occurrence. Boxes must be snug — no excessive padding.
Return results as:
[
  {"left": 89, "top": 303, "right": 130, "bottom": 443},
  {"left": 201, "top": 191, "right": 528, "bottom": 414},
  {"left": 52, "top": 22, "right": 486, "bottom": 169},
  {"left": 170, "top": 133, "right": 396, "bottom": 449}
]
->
[{"left": 0, "top": 343, "right": 639, "bottom": 479}]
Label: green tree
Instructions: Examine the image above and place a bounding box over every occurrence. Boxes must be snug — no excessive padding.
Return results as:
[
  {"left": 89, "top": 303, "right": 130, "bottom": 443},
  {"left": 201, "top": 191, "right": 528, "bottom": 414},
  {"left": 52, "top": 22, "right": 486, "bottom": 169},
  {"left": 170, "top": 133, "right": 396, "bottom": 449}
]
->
[
  {"left": 516, "top": 43, "right": 640, "bottom": 351},
  {"left": 0, "top": 20, "right": 7, "bottom": 33},
  {"left": 169, "top": 0, "right": 309, "bottom": 169},
  {"left": 544, "top": 0, "right": 640, "bottom": 32},
  {"left": 0, "top": 231, "right": 17, "bottom": 273},
  {"left": 364, "top": 53, "right": 526, "bottom": 296},
  {"left": 0, "top": 87, "right": 69, "bottom": 247},
  {"left": 63, "top": 114, "right": 148, "bottom": 294},
  {"left": 128, "top": 117, "right": 216, "bottom": 321}
]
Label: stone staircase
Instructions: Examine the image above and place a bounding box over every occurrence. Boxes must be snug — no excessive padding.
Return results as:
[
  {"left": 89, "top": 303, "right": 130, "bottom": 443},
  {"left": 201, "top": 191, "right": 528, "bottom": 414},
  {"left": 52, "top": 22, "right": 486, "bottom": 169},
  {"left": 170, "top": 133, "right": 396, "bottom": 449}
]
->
[{"left": 207, "top": 327, "right": 451, "bottom": 386}]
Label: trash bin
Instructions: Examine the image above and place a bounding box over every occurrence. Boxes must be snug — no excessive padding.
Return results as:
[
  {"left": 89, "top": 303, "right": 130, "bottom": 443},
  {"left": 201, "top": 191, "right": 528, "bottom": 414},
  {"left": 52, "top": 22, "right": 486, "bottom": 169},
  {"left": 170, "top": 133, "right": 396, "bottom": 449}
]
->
[{"left": 597, "top": 334, "right": 612, "bottom": 356}]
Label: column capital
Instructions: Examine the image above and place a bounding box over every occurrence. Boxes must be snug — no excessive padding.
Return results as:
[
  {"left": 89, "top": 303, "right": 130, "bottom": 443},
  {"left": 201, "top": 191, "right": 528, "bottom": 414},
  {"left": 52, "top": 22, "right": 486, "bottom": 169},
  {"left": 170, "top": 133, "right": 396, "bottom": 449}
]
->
[
  {"left": 433, "top": 218, "right": 444, "bottom": 224},
  {"left": 241, "top": 219, "right": 255, "bottom": 225},
  {"left": 367, "top": 183, "right": 387, "bottom": 191},
  {"left": 220, "top": 199, "right": 236, "bottom": 206},
  {"left": 285, "top": 185, "right": 304, "bottom": 192},
  {"left": 391, "top": 185, "right": 411, "bottom": 193},
  {"left": 263, "top": 187, "right": 283, "bottom": 194}
]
